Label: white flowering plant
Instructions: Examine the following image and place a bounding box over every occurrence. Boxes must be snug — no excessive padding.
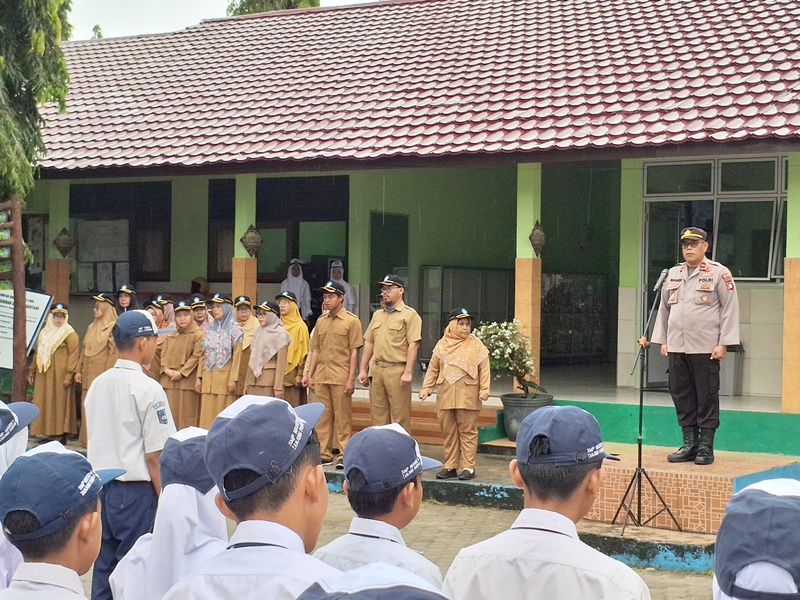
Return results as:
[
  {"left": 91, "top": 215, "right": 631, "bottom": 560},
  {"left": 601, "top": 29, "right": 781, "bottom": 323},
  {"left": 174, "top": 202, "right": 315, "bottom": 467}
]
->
[{"left": 474, "top": 320, "right": 547, "bottom": 397}]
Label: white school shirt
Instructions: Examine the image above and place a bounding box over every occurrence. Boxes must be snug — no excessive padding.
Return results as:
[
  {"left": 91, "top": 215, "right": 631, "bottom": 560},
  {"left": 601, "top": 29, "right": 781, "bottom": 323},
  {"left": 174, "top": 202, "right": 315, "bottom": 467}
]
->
[
  {"left": 86, "top": 359, "right": 176, "bottom": 480},
  {"left": 314, "top": 517, "right": 442, "bottom": 588},
  {"left": 0, "top": 562, "right": 86, "bottom": 599},
  {"left": 163, "top": 520, "right": 342, "bottom": 600},
  {"left": 442, "top": 508, "right": 651, "bottom": 600}
]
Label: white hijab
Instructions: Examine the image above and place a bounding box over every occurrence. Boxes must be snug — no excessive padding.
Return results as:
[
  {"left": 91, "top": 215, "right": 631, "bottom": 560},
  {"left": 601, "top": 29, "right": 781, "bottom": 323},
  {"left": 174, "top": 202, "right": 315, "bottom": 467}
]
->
[
  {"left": 109, "top": 428, "right": 228, "bottom": 600},
  {"left": 281, "top": 262, "right": 312, "bottom": 318},
  {"left": 0, "top": 427, "right": 29, "bottom": 589}
]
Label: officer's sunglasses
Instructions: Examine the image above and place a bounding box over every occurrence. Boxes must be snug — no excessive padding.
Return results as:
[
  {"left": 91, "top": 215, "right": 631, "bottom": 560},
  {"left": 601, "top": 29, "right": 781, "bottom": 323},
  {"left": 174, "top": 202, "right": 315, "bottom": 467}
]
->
[{"left": 681, "top": 239, "right": 702, "bottom": 248}]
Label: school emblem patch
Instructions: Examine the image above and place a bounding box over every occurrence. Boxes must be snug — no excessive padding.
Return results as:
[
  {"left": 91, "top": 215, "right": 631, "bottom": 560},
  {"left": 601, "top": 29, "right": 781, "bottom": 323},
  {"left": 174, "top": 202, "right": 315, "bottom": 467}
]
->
[{"left": 157, "top": 409, "right": 168, "bottom": 424}]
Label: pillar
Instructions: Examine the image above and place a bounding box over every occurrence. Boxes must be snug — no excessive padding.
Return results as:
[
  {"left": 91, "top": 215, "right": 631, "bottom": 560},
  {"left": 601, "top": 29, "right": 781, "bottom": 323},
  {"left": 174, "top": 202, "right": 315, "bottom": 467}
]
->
[
  {"left": 515, "top": 163, "right": 542, "bottom": 384},
  {"left": 782, "top": 153, "right": 800, "bottom": 412},
  {"left": 232, "top": 174, "right": 257, "bottom": 301},
  {"left": 171, "top": 177, "right": 209, "bottom": 283},
  {"left": 44, "top": 181, "right": 71, "bottom": 303}
]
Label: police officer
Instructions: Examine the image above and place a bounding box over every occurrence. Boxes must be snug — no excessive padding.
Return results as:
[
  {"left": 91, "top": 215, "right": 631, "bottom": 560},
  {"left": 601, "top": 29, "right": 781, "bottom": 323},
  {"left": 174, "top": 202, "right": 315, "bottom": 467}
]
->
[
  {"left": 652, "top": 227, "right": 740, "bottom": 465},
  {"left": 358, "top": 275, "right": 422, "bottom": 433}
]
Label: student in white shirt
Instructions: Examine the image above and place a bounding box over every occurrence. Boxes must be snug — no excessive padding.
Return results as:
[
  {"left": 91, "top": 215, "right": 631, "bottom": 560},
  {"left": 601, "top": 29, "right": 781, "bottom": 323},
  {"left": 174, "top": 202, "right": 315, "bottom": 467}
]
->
[
  {"left": 298, "top": 562, "right": 447, "bottom": 599},
  {"left": 163, "top": 396, "right": 340, "bottom": 599},
  {"left": 0, "top": 442, "right": 123, "bottom": 599},
  {"left": 443, "top": 405, "right": 651, "bottom": 600},
  {"left": 109, "top": 427, "right": 228, "bottom": 600},
  {"left": 314, "top": 424, "right": 443, "bottom": 587}
]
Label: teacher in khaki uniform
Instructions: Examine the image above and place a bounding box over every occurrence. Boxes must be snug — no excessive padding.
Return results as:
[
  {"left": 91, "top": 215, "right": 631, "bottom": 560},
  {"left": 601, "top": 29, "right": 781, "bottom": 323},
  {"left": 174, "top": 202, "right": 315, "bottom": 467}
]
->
[
  {"left": 358, "top": 274, "right": 422, "bottom": 433},
  {"left": 306, "top": 280, "right": 363, "bottom": 469},
  {"left": 652, "top": 227, "right": 740, "bottom": 466}
]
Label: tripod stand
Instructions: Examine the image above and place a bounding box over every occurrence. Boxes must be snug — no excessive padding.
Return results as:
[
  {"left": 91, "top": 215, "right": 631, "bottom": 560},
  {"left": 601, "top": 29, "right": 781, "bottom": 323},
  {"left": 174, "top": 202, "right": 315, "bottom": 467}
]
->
[{"left": 611, "top": 271, "right": 682, "bottom": 535}]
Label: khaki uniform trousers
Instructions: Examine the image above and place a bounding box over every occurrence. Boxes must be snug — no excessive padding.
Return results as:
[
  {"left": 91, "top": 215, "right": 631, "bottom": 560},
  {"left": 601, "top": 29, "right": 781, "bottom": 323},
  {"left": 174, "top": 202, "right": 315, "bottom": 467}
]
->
[
  {"left": 370, "top": 363, "right": 411, "bottom": 432},
  {"left": 315, "top": 384, "right": 352, "bottom": 461},
  {"left": 437, "top": 408, "right": 481, "bottom": 471}
]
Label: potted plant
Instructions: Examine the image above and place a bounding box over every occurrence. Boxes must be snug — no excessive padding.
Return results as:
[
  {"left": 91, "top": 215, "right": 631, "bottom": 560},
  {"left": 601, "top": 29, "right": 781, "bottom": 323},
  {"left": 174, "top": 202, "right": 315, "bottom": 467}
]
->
[{"left": 474, "top": 320, "right": 553, "bottom": 441}]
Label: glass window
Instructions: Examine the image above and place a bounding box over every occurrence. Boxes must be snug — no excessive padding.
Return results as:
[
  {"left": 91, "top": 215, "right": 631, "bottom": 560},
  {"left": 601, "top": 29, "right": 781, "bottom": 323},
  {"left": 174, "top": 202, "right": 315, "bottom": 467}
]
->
[
  {"left": 257, "top": 227, "right": 290, "bottom": 276},
  {"left": 714, "top": 201, "right": 775, "bottom": 278},
  {"left": 772, "top": 200, "right": 787, "bottom": 278},
  {"left": 720, "top": 160, "right": 776, "bottom": 193},
  {"left": 646, "top": 163, "right": 712, "bottom": 195}
]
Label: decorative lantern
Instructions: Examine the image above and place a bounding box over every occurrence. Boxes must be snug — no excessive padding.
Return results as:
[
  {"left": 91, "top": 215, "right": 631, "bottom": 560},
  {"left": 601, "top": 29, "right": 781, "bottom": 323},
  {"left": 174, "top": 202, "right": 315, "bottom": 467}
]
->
[
  {"left": 240, "top": 225, "right": 262, "bottom": 258},
  {"left": 528, "top": 220, "right": 545, "bottom": 257},
  {"left": 52, "top": 228, "right": 76, "bottom": 258}
]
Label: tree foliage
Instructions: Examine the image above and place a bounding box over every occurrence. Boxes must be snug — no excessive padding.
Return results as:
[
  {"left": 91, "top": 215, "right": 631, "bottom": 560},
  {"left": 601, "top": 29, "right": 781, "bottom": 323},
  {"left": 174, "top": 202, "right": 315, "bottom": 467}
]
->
[
  {"left": 227, "top": 0, "right": 320, "bottom": 16},
  {"left": 92, "top": 24, "right": 103, "bottom": 39},
  {"left": 0, "top": 0, "right": 72, "bottom": 198}
]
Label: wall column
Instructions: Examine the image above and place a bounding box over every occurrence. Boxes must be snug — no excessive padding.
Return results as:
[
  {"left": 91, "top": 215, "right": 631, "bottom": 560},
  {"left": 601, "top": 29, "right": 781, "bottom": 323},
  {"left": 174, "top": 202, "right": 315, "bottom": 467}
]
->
[
  {"left": 45, "top": 181, "right": 71, "bottom": 304},
  {"left": 782, "top": 153, "right": 800, "bottom": 413},
  {"left": 616, "top": 159, "right": 644, "bottom": 387},
  {"left": 232, "top": 174, "right": 257, "bottom": 301},
  {"left": 171, "top": 177, "right": 209, "bottom": 284},
  {"left": 515, "top": 163, "right": 542, "bottom": 384}
]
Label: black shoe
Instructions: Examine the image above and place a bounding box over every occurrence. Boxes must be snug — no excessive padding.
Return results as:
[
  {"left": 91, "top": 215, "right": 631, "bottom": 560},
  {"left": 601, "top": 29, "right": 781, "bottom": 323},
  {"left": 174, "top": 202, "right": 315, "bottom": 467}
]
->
[
  {"left": 667, "top": 427, "right": 698, "bottom": 463},
  {"left": 335, "top": 457, "right": 344, "bottom": 470},
  {"left": 694, "top": 429, "right": 715, "bottom": 465},
  {"left": 321, "top": 457, "right": 334, "bottom": 466},
  {"left": 37, "top": 434, "right": 67, "bottom": 446},
  {"left": 458, "top": 470, "right": 475, "bottom": 481},
  {"left": 435, "top": 469, "right": 458, "bottom": 479}
]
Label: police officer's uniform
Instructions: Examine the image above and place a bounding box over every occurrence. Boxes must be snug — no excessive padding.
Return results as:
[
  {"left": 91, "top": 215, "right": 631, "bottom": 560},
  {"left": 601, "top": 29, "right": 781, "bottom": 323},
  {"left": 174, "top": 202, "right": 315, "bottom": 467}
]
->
[{"left": 652, "top": 228, "right": 740, "bottom": 464}]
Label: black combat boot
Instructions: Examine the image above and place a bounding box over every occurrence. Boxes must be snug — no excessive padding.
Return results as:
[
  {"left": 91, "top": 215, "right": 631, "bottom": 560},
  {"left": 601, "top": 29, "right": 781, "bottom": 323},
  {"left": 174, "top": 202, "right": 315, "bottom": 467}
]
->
[
  {"left": 667, "top": 427, "right": 698, "bottom": 463},
  {"left": 694, "top": 429, "right": 715, "bottom": 465}
]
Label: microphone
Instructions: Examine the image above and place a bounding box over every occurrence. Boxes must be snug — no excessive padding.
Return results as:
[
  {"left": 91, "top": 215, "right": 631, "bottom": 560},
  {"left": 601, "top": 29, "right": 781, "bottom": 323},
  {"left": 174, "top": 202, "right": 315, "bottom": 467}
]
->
[{"left": 653, "top": 268, "right": 670, "bottom": 292}]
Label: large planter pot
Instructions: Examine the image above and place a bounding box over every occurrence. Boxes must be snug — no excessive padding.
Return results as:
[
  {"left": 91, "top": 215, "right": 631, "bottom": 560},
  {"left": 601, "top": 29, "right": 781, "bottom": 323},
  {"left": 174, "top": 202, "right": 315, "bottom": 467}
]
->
[{"left": 500, "top": 393, "right": 555, "bottom": 442}]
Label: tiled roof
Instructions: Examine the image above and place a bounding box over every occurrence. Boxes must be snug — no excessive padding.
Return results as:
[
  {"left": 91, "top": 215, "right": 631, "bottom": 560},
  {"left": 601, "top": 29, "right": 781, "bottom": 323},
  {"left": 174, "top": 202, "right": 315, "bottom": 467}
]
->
[{"left": 41, "top": 0, "right": 800, "bottom": 172}]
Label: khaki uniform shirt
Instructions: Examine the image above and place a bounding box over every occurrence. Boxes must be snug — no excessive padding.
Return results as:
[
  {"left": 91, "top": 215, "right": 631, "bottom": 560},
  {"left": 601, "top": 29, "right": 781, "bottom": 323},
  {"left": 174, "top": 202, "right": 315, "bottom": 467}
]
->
[
  {"left": 160, "top": 328, "right": 205, "bottom": 390},
  {"left": 652, "top": 260, "right": 740, "bottom": 354},
  {"left": 310, "top": 310, "right": 363, "bottom": 385},
  {"left": 421, "top": 354, "right": 491, "bottom": 411},
  {"left": 364, "top": 302, "right": 422, "bottom": 364}
]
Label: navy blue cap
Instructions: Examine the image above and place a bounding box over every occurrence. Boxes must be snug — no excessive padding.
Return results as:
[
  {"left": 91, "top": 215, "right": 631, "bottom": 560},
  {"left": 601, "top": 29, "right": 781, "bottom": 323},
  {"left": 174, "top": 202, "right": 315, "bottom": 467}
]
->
[
  {"left": 256, "top": 300, "right": 280, "bottom": 315},
  {"left": 113, "top": 310, "right": 175, "bottom": 344},
  {"left": 190, "top": 294, "right": 206, "bottom": 308},
  {"left": 234, "top": 295, "right": 252, "bottom": 307},
  {"left": 0, "top": 444, "right": 124, "bottom": 541},
  {"left": 276, "top": 291, "right": 297, "bottom": 303},
  {"left": 92, "top": 293, "right": 115, "bottom": 305},
  {"left": 377, "top": 274, "right": 404, "bottom": 288},
  {"left": 156, "top": 294, "right": 174, "bottom": 305},
  {"left": 209, "top": 293, "right": 232, "bottom": 305},
  {"left": 297, "top": 563, "right": 447, "bottom": 600},
  {"left": 159, "top": 428, "right": 214, "bottom": 494},
  {"left": 344, "top": 424, "right": 441, "bottom": 493},
  {"left": 319, "top": 280, "right": 345, "bottom": 296},
  {"left": 0, "top": 402, "right": 39, "bottom": 446},
  {"left": 117, "top": 284, "right": 135, "bottom": 294},
  {"left": 50, "top": 303, "right": 68, "bottom": 314},
  {"left": 145, "top": 299, "right": 163, "bottom": 312},
  {"left": 204, "top": 397, "right": 324, "bottom": 502},
  {"left": 516, "top": 405, "right": 620, "bottom": 466},
  {"left": 447, "top": 308, "right": 472, "bottom": 322},
  {"left": 174, "top": 299, "right": 192, "bottom": 312}
]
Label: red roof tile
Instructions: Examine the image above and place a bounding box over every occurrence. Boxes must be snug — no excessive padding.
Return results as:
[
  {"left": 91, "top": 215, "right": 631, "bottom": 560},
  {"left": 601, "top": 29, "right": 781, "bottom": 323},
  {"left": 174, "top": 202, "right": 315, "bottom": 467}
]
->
[{"left": 40, "top": 0, "right": 800, "bottom": 172}]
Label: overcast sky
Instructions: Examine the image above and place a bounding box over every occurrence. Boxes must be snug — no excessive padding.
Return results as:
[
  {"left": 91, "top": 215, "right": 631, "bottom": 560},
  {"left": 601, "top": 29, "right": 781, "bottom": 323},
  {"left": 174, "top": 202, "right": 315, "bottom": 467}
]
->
[{"left": 68, "top": 0, "right": 369, "bottom": 40}]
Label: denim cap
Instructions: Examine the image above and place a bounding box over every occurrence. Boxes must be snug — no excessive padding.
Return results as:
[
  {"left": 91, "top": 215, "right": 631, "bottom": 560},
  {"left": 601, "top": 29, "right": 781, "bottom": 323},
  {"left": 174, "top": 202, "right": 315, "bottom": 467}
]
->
[
  {"left": 516, "top": 405, "right": 620, "bottom": 466},
  {"left": 204, "top": 396, "right": 324, "bottom": 502},
  {"left": 0, "top": 442, "right": 124, "bottom": 541},
  {"left": 344, "top": 424, "right": 441, "bottom": 493},
  {"left": 113, "top": 310, "right": 175, "bottom": 344},
  {"left": 0, "top": 401, "right": 39, "bottom": 446},
  {"left": 159, "top": 427, "right": 215, "bottom": 494},
  {"left": 297, "top": 562, "right": 447, "bottom": 600}
]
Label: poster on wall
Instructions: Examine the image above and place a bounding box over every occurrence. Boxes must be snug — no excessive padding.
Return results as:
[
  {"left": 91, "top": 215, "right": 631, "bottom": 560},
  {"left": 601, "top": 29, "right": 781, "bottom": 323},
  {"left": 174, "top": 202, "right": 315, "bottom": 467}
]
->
[
  {"left": 96, "top": 262, "right": 114, "bottom": 292},
  {"left": 27, "top": 217, "right": 44, "bottom": 275},
  {"left": 77, "top": 220, "right": 129, "bottom": 263},
  {"left": 0, "top": 289, "right": 52, "bottom": 369}
]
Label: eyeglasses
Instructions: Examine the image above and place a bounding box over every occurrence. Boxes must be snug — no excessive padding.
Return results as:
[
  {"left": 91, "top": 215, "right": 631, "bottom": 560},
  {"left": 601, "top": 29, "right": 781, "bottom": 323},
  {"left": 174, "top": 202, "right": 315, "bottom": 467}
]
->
[{"left": 681, "top": 240, "right": 702, "bottom": 248}]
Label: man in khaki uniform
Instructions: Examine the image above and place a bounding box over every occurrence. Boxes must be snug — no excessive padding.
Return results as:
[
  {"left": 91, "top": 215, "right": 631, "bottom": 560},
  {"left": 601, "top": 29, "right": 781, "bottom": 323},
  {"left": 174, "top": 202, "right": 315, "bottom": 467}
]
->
[
  {"left": 307, "top": 280, "right": 363, "bottom": 468},
  {"left": 652, "top": 227, "right": 740, "bottom": 465},
  {"left": 358, "top": 275, "right": 422, "bottom": 433}
]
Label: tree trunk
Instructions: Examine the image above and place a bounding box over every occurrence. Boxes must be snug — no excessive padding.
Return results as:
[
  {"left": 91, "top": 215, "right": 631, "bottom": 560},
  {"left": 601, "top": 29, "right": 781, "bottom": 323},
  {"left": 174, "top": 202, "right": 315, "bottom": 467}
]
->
[{"left": 0, "top": 196, "right": 27, "bottom": 401}]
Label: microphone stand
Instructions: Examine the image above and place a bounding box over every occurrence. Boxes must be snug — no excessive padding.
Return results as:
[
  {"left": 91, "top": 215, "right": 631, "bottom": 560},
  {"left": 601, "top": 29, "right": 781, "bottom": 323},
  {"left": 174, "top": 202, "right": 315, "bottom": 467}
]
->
[{"left": 611, "top": 271, "right": 682, "bottom": 535}]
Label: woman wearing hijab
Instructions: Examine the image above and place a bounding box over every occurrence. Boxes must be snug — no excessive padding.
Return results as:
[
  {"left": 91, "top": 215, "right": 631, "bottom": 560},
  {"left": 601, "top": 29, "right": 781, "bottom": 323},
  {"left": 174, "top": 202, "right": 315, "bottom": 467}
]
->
[
  {"left": 145, "top": 300, "right": 169, "bottom": 382},
  {"left": 419, "top": 308, "right": 490, "bottom": 481},
  {"left": 116, "top": 284, "right": 140, "bottom": 314},
  {"left": 276, "top": 291, "right": 310, "bottom": 407},
  {"left": 190, "top": 294, "right": 214, "bottom": 332},
  {"left": 196, "top": 294, "right": 244, "bottom": 428},
  {"left": 157, "top": 294, "right": 177, "bottom": 329},
  {"left": 233, "top": 295, "right": 260, "bottom": 397},
  {"left": 245, "top": 300, "right": 291, "bottom": 397},
  {"left": 160, "top": 300, "right": 205, "bottom": 429},
  {"left": 280, "top": 258, "right": 313, "bottom": 321},
  {"left": 76, "top": 293, "right": 118, "bottom": 446},
  {"left": 27, "top": 303, "right": 79, "bottom": 444},
  {"left": 0, "top": 401, "right": 40, "bottom": 590},
  {"left": 109, "top": 428, "right": 228, "bottom": 600}
]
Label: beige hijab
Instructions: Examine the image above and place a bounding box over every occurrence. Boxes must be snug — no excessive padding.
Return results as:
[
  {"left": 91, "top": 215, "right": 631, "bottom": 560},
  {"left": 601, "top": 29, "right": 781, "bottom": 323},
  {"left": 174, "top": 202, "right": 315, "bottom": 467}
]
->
[
  {"left": 237, "top": 314, "right": 260, "bottom": 351},
  {"left": 36, "top": 313, "right": 75, "bottom": 373},
  {"left": 83, "top": 301, "right": 117, "bottom": 357},
  {"left": 248, "top": 312, "right": 292, "bottom": 378},
  {"left": 432, "top": 320, "right": 489, "bottom": 385}
]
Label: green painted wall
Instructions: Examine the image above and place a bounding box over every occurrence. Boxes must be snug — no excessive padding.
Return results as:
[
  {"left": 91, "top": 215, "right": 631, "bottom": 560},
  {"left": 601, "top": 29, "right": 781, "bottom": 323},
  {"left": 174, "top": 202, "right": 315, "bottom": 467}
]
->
[
  {"left": 619, "top": 159, "right": 644, "bottom": 288},
  {"left": 24, "top": 180, "right": 70, "bottom": 260},
  {"left": 348, "top": 166, "right": 518, "bottom": 286},
  {"left": 787, "top": 152, "right": 800, "bottom": 258},
  {"left": 299, "top": 221, "right": 347, "bottom": 262},
  {"left": 171, "top": 177, "right": 209, "bottom": 282},
  {"left": 516, "top": 163, "right": 541, "bottom": 259}
]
